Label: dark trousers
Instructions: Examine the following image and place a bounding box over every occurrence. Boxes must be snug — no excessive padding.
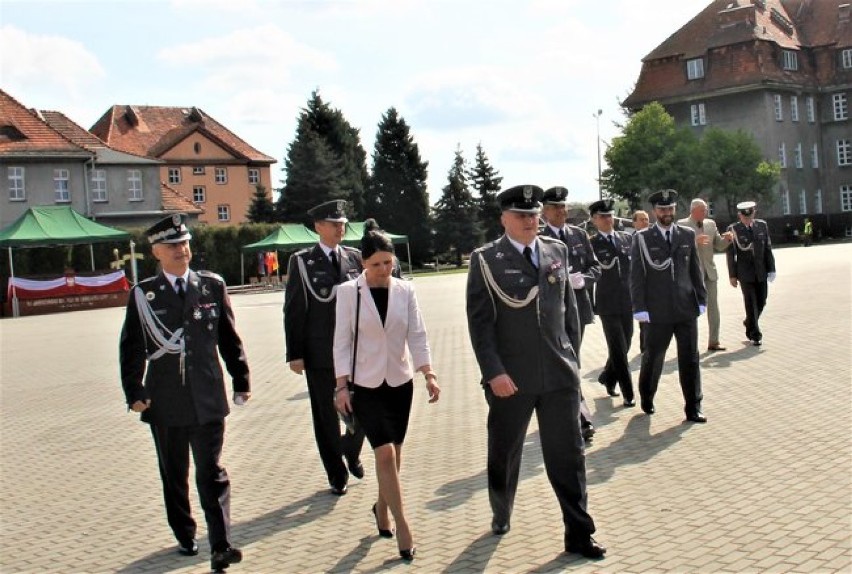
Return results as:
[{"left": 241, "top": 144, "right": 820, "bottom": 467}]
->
[
  {"left": 639, "top": 322, "right": 647, "bottom": 353},
  {"left": 485, "top": 386, "right": 596, "bottom": 539},
  {"left": 638, "top": 320, "right": 703, "bottom": 417},
  {"left": 150, "top": 421, "right": 231, "bottom": 550},
  {"left": 599, "top": 313, "right": 635, "bottom": 400},
  {"left": 305, "top": 367, "right": 365, "bottom": 489},
  {"left": 739, "top": 281, "right": 768, "bottom": 342}
]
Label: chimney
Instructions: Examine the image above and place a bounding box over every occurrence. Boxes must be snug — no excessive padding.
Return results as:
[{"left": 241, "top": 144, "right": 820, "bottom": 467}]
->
[
  {"left": 718, "top": 4, "right": 756, "bottom": 29},
  {"left": 124, "top": 105, "right": 139, "bottom": 127}
]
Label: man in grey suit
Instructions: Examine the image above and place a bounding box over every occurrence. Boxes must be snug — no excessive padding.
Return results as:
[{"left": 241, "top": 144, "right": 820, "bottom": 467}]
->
[
  {"left": 678, "top": 199, "right": 732, "bottom": 351},
  {"left": 466, "top": 185, "right": 605, "bottom": 559},
  {"left": 631, "top": 189, "right": 708, "bottom": 423}
]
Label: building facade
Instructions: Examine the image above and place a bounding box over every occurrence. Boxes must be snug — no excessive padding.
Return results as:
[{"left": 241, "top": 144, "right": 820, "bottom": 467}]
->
[{"left": 623, "top": 0, "right": 851, "bottom": 239}]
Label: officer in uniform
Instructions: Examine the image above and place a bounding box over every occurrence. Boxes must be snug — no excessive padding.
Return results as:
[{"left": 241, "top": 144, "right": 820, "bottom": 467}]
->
[
  {"left": 588, "top": 199, "right": 635, "bottom": 406},
  {"left": 284, "top": 200, "right": 366, "bottom": 495},
  {"left": 119, "top": 214, "right": 249, "bottom": 573},
  {"left": 466, "top": 185, "right": 606, "bottom": 559},
  {"left": 630, "top": 190, "right": 708, "bottom": 423},
  {"left": 539, "top": 186, "right": 600, "bottom": 441},
  {"left": 726, "top": 201, "right": 776, "bottom": 346}
]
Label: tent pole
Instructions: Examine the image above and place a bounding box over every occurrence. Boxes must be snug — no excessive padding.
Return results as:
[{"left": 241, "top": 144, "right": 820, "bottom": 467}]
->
[
  {"left": 90, "top": 244, "right": 95, "bottom": 271},
  {"left": 9, "top": 247, "right": 19, "bottom": 318},
  {"left": 406, "top": 242, "right": 413, "bottom": 274},
  {"left": 129, "top": 241, "right": 138, "bottom": 285},
  {"left": 240, "top": 252, "right": 245, "bottom": 286}
]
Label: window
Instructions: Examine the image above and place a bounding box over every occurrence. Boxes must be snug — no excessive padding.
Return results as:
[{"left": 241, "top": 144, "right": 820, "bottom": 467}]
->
[
  {"left": 812, "top": 143, "right": 819, "bottom": 168},
  {"left": 707, "top": 201, "right": 715, "bottom": 217},
  {"left": 168, "top": 167, "right": 181, "bottom": 185},
  {"left": 841, "top": 185, "right": 852, "bottom": 212},
  {"left": 774, "top": 94, "right": 783, "bottom": 120},
  {"left": 54, "top": 169, "right": 70, "bottom": 202},
  {"left": 799, "top": 190, "right": 807, "bottom": 214},
  {"left": 8, "top": 166, "right": 25, "bottom": 200},
  {"left": 781, "top": 189, "right": 791, "bottom": 215},
  {"left": 794, "top": 143, "right": 803, "bottom": 168},
  {"left": 806, "top": 96, "right": 815, "bottom": 123},
  {"left": 838, "top": 140, "right": 852, "bottom": 166},
  {"left": 91, "top": 169, "right": 107, "bottom": 202},
  {"left": 217, "top": 204, "right": 231, "bottom": 221},
  {"left": 790, "top": 96, "right": 799, "bottom": 121},
  {"left": 814, "top": 189, "right": 822, "bottom": 214},
  {"left": 782, "top": 50, "right": 798, "bottom": 71},
  {"left": 248, "top": 168, "right": 260, "bottom": 185},
  {"left": 193, "top": 186, "right": 206, "bottom": 203},
  {"left": 691, "top": 103, "right": 706, "bottom": 126},
  {"left": 686, "top": 58, "right": 704, "bottom": 80},
  {"left": 842, "top": 48, "right": 852, "bottom": 69},
  {"left": 779, "top": 143, "right": 787, "bottom": 168},
  {"left": 193, "top": 166, "right": 205, "bottom": 175},
  {"left": 215, "top": 167, "right": 228, "bottom": 184},
  {"left": 833, "top": 93, "right": 848, "bottom": 121},
  {"left": 128, "top": 169, "right": 143, "bottom": 201}
]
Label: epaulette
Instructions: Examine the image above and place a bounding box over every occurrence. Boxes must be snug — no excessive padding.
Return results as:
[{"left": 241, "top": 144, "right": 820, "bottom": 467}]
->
[
  {"left": 197, "top": 270, "right": 225, "bottom": 283},
  {"left": 341, "top": 245, "right": 360, "bottom": 255},
  {"left": 539, "top": 235, "right": 562, "bottom": 246},
  {"left": 473, "top": 240, "right": 499, "bottom": 255}
]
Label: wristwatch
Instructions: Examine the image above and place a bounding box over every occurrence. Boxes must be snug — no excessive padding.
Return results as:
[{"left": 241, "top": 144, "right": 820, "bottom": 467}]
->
[{"left": 423, "top": 371, "right": 438, "bottom": 381}]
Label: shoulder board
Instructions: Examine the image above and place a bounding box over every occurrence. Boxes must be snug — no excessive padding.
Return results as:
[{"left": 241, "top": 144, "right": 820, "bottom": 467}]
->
[
  {"left": 538, "top": 235, "right": 562, "bottom": 245},
  {"left": 341, "top": 245, "right": 360, "bottom": 255},
  {"left": 294, "top": 247, "right": 311, "bottom": 257},
  {"left": 473, "top": 240, "right": 500, "bottom": 255},
  {"left": 197, "top": 270, "right": 225, "bottom": 282},
  {"left": 138, "top": 276, "right": 158, "bottom": 286}
]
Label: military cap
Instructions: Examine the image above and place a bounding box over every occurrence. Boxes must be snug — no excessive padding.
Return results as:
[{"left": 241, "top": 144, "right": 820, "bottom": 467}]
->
[
  {"left": 497, "top": 185, "right": 543, "bottom": 213},
  {"left": 307, "top": 199, "right": 349, "bottom": 222},
  {"left": 542, "top": 186, "right": 570, "bottom": 205},
  {"left": 146, "top": 213, "right": 192, "bottom": 244},
  {"left": 648, "top": 189, "right": 678, "bottom": 207},
  {"left": 736, "top": 201, "right": 757, "bottom": 215},
  {"left": 589, "top": 198, "right": 616, "bottom": 216}
]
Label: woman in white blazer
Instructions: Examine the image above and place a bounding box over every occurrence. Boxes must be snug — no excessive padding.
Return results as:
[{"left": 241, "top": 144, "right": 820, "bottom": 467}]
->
[{"left": 334, "top": 220, "right": 440, "bottom": 562}]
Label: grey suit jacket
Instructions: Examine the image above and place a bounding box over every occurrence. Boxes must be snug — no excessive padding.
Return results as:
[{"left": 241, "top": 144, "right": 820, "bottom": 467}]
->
[
  {"left": 677, "top": 216, "right": 728, "bottom": 282},
  {"left": 466, "top": 235, "right": 581, "bottom": 395},
  {"left": 540, "top": 224, "right": 600, "bottom": 326}
]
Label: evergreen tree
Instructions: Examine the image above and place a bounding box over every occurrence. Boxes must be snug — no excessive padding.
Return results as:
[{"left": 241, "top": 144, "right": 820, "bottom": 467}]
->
[
  {"left": 366, "top": 107, "right": 432, "bottom": 263},
  {"left": 468, "top": 142, "right": 503, "bottom": 241},
  {"left": 433, "top": 146, "right": 482, "bottom": 266},
  {"left": 246, "top": 185, "right": 275, "bottom": 223},
  {"left": 276, "top": 128, "right": 344, "bottom": 224}
]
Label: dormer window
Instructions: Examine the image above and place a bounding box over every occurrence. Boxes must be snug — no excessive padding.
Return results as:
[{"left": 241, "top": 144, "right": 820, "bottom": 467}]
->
[
  {"left": 686, "top": 58, "right": 705, "bottom": 80},
  {"left": 782, "top": 50, "right": 798, "bottom": 71}
]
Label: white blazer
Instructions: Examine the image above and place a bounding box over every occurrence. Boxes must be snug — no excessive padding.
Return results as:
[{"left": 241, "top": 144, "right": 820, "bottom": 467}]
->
[{"left": 334, "top": 273, "right": 432, "bottom": 388}]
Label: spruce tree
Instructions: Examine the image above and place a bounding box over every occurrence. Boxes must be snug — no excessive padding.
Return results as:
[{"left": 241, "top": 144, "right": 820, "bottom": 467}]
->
[
  {"left": 468, "top": 142, "right": 503, "bottom": 241},
  {"left": 276, "top": 128, "right": 344, "bottom": 224},
  {"left": 246, "top": 185, "right": 276, "bottom": 223},
  {"left": 366, "top": 107, "right": 432, "bottom": 263},
  {"left": 433, "top": 147, "right": 483, "bottom": 266}
]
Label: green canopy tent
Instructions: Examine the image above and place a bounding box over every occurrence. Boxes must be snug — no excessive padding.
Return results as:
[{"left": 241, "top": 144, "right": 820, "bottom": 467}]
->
[
  {"left": 240, "top": 223, "right": 321, "bottom": 285},
  {"left": 341, "top": 222, "right": 411, "bottom": 273},
  {"left": 0, "top": 206, "right": 132, "bottom": 317}
]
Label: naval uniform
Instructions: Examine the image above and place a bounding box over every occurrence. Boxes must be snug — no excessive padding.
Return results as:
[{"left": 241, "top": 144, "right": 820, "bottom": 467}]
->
[
  {"left": 466, "top": 235, "right": 596, "bottom": 543},
  {"left": 590, "top": 230, "right": 635, "bottom": 401},
  {"left": 630, "top": 224, "right": 707, "bottom": 417},
  {"left": 119, "top": 269, "right": 250, "bottom": 551},
  {"left": 726, "top": 219, "right": 776, "bottom": 344},
  {"left": 284, "top": 244, "right": 366, "bottom": 490}
]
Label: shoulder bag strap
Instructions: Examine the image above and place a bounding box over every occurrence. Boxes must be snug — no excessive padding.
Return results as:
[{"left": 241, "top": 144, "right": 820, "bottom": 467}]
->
[{"left": 350, "top": 286, "right": 361, "bottom": 384}]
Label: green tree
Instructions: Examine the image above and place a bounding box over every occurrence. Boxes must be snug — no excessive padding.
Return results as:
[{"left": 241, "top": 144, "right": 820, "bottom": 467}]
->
[
  {"left": 697, "top": 128, "right": 780, "bottom": 215},
  {"left": 276, "top": 128, "right": 344, "bottom": 223},
  {"left": 246, "top": 185, "right": 275, "bottom": 223},
  {"left": 468, "top": 142, "right": 503, "bottom": 241},
  {"left": 432, "top": 147, "right": 482, "bottom": 266},
  {"left": 365, "top": 107, "right": 432, "bottom": 263}
]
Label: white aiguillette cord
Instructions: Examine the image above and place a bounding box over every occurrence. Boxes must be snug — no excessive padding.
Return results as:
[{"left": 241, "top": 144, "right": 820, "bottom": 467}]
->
[{"left": 134, "top": 287, "right": 186, "bottom": 383}]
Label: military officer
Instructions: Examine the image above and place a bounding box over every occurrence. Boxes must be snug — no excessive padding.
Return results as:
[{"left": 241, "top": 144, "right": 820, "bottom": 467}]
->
[
  {"left": 630, "top": 189, "right": 708, "bottom": 423},
  {"left": 726, "top": 201, "right": 776, "bottom": 346},
  {"left": 539, "top": 186, "right": 600, "bottom": 441},
  {"left": 284, "top": 200, "right": 366, "bottom": 496},
  {"left": 678, "top": 199, "right": 733, "bottom": 351},
  {"left": 119, "top": 214, "right": 249, "bottom": 573},
  {"left": 588, "top": 199, "right": 635, "bottom": 406},
  {"left": 466, "top": 185, "right": 606, "bottom": 559}
]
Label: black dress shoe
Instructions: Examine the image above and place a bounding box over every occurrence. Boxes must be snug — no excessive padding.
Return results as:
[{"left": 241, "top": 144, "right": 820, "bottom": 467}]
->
[
  {"left": 686, "top": 412, "right": 708, "bottom": 423},
  {"left": 565, "top": 536, "right": 606, "bottom": 559},
  {"left": 623, "top": 398, "right": 636, "bottom": 408},
  {"left": 347, "top": 458, "right": 365, "bottom": 480},
  {"left": 372, "top": 504, "right": 394, "bottom": 538},
  {"left": 581, "top": 423, "right": 595, "bottom": 442},
  {"left": 211, "top": 547, "right": 242, "bottom": 572},
  {"left": 752, "top": 339, "right": 762, "bottom": 346},
  {"left": 604, "top": 381, "right": 620, "bottom": 397},
  {"left": 177, "top": 539, "right": 198, "bottom": 556},
  {"left": 641, "top": 402, "right": 655, "bottom": 414},
  {"left": 330, "top": 483, "right": 348, "bottom": 496},
  {"left": 491, "top": 521, "right": 510, "bottom": 535},
  {"left": 707, "top": 343, "right": 726, "bottom": 351},
  {"left": 399, "top": 547, "right": 416, "bottom": 561}
]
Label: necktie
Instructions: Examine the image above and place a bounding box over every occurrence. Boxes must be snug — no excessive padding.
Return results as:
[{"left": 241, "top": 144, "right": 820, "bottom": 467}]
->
[
  {"left": 665, "top": 230, "right": 671, "bottom": 245},
  {"left": 558, "top": 229, "right": 566, "bottom": 243},
  {"left": 697, "top": 220, "right": 703, "bottom": 229},
  {"left": 329, "top": 249, "right": 340, "bottom": 279},
  {"left": 523, "top": 246, "right": 537, "bottom": 270},
  {"left": 175, "top": 277, "right": 185, "bottom": 299},
  {"left": 608, "top": 234, "right": 616, "bottom": 248}
]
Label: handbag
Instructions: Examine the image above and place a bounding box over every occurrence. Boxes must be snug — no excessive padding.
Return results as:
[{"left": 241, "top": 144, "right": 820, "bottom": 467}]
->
[{"left": 339, "top": 285, "right": 361, "bottom": 434}]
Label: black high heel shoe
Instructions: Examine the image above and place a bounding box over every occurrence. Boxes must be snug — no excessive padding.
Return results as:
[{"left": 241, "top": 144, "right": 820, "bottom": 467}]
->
[
  {"left": 399, "top": 547, "right": 416, "bottom": 561},
  {"left": 372, "top": 504, "right": 394, "bottom": 538}
]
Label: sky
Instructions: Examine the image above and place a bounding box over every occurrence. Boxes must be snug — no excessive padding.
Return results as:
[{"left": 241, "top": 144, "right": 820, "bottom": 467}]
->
[{"left": 0, "top": 0, "right": 710, "bottom": 205}]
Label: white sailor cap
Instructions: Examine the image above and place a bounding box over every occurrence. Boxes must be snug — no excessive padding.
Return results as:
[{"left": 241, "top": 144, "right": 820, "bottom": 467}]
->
[{"left": 736, "top": 201, "right": 757, "bottom": 215}]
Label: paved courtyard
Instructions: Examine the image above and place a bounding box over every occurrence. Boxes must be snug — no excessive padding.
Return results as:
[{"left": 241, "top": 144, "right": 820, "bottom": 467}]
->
[{"left": 1, "top": 243, "right": 850, "bottom": 574}]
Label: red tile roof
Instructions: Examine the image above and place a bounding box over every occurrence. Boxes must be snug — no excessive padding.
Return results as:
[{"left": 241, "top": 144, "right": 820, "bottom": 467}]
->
[
  {"left": 39, "top": 110, "right": 106, "bottom": 150},
  {"left": 89, "top": 105, "right": 276, "bottom": 164},
  {"left": 0, "top": 90, "right": 91, "bottom": 157},
  {"left": 161, "top": 182, "right": 204, "bottom": 214}
]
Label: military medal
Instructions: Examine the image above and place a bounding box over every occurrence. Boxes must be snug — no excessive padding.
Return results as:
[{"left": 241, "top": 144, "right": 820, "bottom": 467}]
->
[
  {"left": 209, "top": 308, "right": 217, "bottom": 318},
  {"left": 193, "top": 309, "right": 202, "bottom": 320},
  {"left": 307, "top": 259, "right": 315, "bottom": 266},
  {"left": 201, "top": 284, "right": 210, "bottom": 296},
  {"left": 146, "top": 291, "right": 155, "bottom": 301},
  {"left": 548, "top": 276, "right": 556, "bottom": 284},
  {"left": 496, "top": 252, "right": 505, "bottom": 259},
  {"left": 320, "top": 288, "right": 329, "bottom": 296}
]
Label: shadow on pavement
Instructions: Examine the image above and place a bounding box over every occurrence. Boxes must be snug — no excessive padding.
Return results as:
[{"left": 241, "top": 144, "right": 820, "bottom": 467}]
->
[{"left": 440, "top": 531, "right": 502, "bottom": 574}]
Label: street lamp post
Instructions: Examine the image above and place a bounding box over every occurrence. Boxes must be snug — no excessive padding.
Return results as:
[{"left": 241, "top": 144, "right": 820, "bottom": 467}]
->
[{"left": 593, "top": 109, "right": 603, "bottom": 200}]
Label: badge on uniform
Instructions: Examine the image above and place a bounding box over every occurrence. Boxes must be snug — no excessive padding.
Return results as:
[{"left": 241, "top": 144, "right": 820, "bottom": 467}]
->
[
  {"left": 320, "top": 288, "right": 329, "bottom": 296},
  {"left": 201, "top": 284, "right": 210, "bottom": 296},
  {"left": 495, "top": 252, "right": 505, "bottom": 259},
  {"left": 307, "top": 259, "right": 315, "bottom": 266},
  {"left": 146, "top": 291, "right": 156, "bottom": 301},
  {"left": 193, "top": 309, "right": 203, "bottom": 320},
  {"left": 548, "top": 276, "right": 556, "bottom": 284}
]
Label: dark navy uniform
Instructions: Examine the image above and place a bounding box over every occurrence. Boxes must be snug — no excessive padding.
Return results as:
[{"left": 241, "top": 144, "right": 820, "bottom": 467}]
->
[
  {"left": 284, "top": 200, "right": 366, "bottom": 492},
  {"left": 119, "top": 215, "right": 249, "bottom": 560}
]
